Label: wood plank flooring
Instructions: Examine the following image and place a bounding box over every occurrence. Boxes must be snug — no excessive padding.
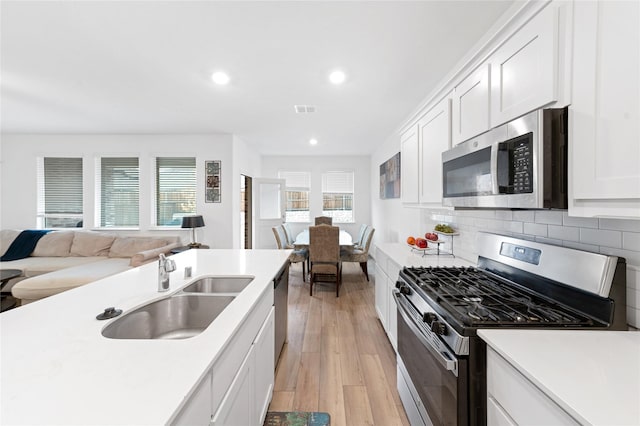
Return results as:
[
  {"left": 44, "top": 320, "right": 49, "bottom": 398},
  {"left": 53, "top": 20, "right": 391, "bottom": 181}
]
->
[{"left": 269, "top": 262, "right": 410, "bottom": 426}]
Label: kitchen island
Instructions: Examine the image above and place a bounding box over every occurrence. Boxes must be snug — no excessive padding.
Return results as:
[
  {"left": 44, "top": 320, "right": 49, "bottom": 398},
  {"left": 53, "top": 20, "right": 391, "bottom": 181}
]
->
[
  {"left": 479, "top": 329, "right": 640, "bottom": 425},
  {"left": 0, "top": 249, "right": 291, "bottom": 425}
]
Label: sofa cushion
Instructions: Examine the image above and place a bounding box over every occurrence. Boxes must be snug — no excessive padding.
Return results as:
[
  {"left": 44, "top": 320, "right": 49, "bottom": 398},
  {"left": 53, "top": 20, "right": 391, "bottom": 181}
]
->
[
  {"left": 109, "top": 237, "right": 168, "bottom": 258},
  {"left": 0, "top": 229, "right": 21, "bottom": 257},
  {"left": 11, "top": 258, "right": 131, "bottom": 302},
  {"left": 70, "top": 232, "right": 116, "bottom": 257},
  {"left": 130, "top": 242, "right": 181, "bottom": 267},
  {"left": 0, "top": 256, "right": 109, "bottom": 277},
  {"left": 32, "top": 231, "right": 75, "bottom": 257}
]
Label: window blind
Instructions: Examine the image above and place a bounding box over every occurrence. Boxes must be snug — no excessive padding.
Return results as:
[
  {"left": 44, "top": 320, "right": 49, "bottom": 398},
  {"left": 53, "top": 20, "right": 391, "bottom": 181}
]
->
[
  {"left": 38, "top": 157, "right": 83, "bottom": 228},
  {"left": 322, "top": 171, "right": 354, "bottom": 223},
  {"left": 100, "top": 157, "right": 139, "bottom": 227},
  {"left": 278, "top": 171, "right": 311, "bottom": 190},
  {"left": 322, "top": 171, "right": 354, "bottom": 193},
  {"left": 156, "top": 157, "right": 196, "bottom": 226}
]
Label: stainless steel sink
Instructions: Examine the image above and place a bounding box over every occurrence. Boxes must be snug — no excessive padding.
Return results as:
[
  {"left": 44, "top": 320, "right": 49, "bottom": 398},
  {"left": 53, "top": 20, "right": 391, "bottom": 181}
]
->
[
  {"left": 101, "top": 294, "right": 234, "bottom": 340},
  {"left": 181, "top": 276, "right": 254, "bottom": 294}
]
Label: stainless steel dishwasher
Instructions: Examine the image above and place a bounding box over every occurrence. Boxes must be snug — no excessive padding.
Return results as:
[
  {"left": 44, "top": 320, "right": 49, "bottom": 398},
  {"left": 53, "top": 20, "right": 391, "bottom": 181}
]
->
[{"left": 274, "top": 263, "right": 289, "bottom": 367}]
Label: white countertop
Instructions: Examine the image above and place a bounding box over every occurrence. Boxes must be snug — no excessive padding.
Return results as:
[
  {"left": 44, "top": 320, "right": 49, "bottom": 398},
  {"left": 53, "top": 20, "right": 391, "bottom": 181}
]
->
[
  {"left": 0, "top": 249, "right": 291, "bottom": 425},
  {"left": 375, "top": 242, "right": 475, "bottom": 268},
  {"left": 478, "top": 329, "right": 640, "bottom": 426}
]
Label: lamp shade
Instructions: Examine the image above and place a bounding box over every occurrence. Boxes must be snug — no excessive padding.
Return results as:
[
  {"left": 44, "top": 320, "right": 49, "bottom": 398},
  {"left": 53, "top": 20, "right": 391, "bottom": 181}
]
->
[{"left": 181, "top": 215, "right": 205, "bottom": 229}]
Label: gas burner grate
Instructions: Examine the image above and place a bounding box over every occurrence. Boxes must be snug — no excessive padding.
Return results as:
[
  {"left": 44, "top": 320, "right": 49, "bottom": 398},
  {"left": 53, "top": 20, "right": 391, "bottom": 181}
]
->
[{"left": 401, "top": 266, "right": 596, "bottom": 327}]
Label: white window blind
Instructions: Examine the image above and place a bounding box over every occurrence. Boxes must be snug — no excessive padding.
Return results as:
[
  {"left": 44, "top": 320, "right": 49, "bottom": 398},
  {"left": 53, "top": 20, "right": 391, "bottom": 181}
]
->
[
  {"left": 322, "top": 171, "right": 354, "bottom": 223},
  {"left": 278, "top": 171, "right": 311, "bottom": 223},
  {"left": 156, "top": 157, "right": 196, "bottom": 226},
  {"left": 37, "top": 157, "right": 83, "bottom": 228},
  {"left": 99, "top": 157, "right": 139, "bottom": 227}
]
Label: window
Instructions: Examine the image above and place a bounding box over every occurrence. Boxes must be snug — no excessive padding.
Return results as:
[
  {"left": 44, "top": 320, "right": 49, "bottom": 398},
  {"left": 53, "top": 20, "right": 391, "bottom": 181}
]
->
[
  {"left": 98, "top": 157, "right": 139, "bottom": 227},
  {"left": 278, "top": 171, "right": 310, "bottom": 223},
  {"left": 37, "top": 157, "right": 83, "bottom": 228},
  {"left": 322, "top": 171, "right": 354, "bottom": 223},
  {"left": 155, "top": 157, "right": 196, "bottom": 226}
]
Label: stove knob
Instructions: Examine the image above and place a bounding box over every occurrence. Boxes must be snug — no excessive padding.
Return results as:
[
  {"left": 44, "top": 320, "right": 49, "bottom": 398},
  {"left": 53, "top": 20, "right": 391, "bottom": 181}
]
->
[
  {"left": 399, "top": 285, "right": 411, "bottom": 295},
  {"left": 395, "top": 281, "right": 403, "bottom": 289},
  {"left": 423, "top": 312, "right": 437, "bottom": 325},
  {"left": 430, "top": 321, "right": 447, "bottom": 335}
]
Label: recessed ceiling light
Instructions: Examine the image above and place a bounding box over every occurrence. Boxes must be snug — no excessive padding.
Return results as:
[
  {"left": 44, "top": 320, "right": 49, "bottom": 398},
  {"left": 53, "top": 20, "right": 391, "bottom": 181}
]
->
[
  {"left": 309, "top": 138, "right": 318, "bottom": 146},
  {"left": 211, "top": 71, "right": 230, "bottom": 85},
  {"left": 329, "top": 70, "right": 346, "bottom": 85}
]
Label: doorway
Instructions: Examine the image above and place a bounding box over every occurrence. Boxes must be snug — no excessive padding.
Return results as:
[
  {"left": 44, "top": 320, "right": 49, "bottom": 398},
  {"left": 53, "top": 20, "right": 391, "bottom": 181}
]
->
[{"left": 240, "top": 175, "right": 252, "bottom": 249}]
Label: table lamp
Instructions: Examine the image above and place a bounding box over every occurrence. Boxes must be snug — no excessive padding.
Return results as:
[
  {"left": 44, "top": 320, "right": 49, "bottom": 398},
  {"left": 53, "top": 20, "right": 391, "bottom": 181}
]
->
[{"left": 181, "top": 215, "right": 205, "bottom": 248}]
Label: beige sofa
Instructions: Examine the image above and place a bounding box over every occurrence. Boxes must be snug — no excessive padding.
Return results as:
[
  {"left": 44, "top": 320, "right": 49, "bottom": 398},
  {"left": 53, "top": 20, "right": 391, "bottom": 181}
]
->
[{"left": 1, "top": 230, "right": 181, "bottom": 305}]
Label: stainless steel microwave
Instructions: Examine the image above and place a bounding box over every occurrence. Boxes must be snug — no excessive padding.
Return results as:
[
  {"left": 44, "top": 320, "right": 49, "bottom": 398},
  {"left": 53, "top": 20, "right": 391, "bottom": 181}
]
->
[{"left": 442, "top": 107, "right": 567, "bottom": 209}]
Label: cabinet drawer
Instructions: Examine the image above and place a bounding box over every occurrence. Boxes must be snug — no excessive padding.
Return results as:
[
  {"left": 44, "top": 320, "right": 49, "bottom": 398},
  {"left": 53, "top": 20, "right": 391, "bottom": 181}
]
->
[
  {"left": 487, "top": 348, "right": 579, "bottom": 425},
  {"left": 487, "top": 396, "right": 517, "bottom": 426}
]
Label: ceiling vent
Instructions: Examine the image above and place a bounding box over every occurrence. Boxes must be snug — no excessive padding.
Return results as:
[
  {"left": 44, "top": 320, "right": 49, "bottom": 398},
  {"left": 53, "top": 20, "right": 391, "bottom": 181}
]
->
[{"left": 294, "top": 105, "right": 317, "bottom": 114}]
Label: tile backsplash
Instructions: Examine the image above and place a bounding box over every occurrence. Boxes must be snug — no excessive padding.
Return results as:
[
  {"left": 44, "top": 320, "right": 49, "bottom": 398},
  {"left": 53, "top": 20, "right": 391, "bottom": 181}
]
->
[{"left": 420, "top": 209, "right": 640, "bottom": 328}]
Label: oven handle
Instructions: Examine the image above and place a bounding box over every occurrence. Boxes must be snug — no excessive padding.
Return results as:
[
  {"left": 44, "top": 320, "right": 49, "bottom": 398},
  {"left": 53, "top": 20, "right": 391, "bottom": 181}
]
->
[{"left": 394, "top": 292, "right": 458, "bottom": 376}]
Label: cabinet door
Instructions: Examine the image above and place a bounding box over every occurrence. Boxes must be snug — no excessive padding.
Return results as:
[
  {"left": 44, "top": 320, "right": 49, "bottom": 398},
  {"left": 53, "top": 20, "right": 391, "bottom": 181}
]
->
[
  {"left": 171, "top": 370, "right": 212, "bottom": 426},
  {"left": 570, "top": 0, "right": 640, "bottom": 218},
  {"left": 253, "top": 308, "right": 275, "bottom": 426},
  {"left": 401, "top": 124, "right": 420, "bottom": 204},
  {"left": 452, "top": 63, "right": 490, "bottom": 145},
  {"left": 386, "top": 277, "right": 398, "bottom": 352},
  {"left": 418, "top": 96, "right": 452, "bottom": 204},
  {"left": 490, "top": 5, "right": 558, "bottom": 127},
  {"left": 211, "top": 346, "right": 254, "bottom": 426},
  {"left": 374, "top": 264, "right": 388, "bottom": 329}
]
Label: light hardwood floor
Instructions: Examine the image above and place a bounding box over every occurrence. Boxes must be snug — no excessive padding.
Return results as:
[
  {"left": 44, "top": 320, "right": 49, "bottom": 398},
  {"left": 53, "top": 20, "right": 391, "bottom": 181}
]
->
[{"left": 269, "top": 262, "right": 410, "bottom": 426}]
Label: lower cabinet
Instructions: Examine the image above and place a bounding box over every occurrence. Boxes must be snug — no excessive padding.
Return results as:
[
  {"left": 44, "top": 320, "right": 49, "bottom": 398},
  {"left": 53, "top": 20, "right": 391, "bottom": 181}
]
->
[
  {"left": 374, "top": 249, "right": 399, "bottom": 352},
  {"left": 171, "top": 293, "right": 275, "bottom": 426},
  {"left": 486, "top": 347, "right": 579, "bottom": 425}
]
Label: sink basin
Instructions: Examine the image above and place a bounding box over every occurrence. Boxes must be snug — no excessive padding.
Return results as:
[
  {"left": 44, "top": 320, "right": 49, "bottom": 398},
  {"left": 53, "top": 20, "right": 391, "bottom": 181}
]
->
[
  {"left": 181, "top": 276, "right": 254, "bottom": 294},
  {"left": 101, "top": 294, "right": 234, "bottom": 340}
]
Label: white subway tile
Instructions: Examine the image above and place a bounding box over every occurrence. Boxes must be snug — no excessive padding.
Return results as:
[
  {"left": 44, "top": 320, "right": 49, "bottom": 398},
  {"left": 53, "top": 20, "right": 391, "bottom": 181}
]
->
[
  {"left": 623, "top": 232, "right": 640, "bottom": 252},
  {"left": 495, "top": 210, "right": 513, "bottom": 221},
  {"left": 627, "top": 266, "right": 639, "bottom": 290},
  {"left": 563, "top": 240, "right": 599, "bottom": 253},
  {"left": 599, "top": 247, "right": 640, "bottom": 267},
  {"left": 548, "top": 225, "right": 580, "bottom": 242},
  {"left": 599, "top": 218, "right": 640, "bottom": 232},
  {"left": 563, "top": 212, "right": 599, "bottom": 228},
  {"left": 511, "top": 233, "right": 536, "bottom": 242},
  {"left": 523, "top": 222, "right": 548, "bottom": 237},
  {"left": 627, "top": 307, "right": 640, "bottom": 329},
  {"left": 504, "top": 221, "right": 523, "bottom": 234},
  {"left": 474, "top": 218, "right": 490, "bottom": 229},
  {"left": 580, "top": 228, "right": 622, "bottom": 248},
  {"left": 534, "top": 210, "right": 563, "bottom": 225},
  {"left": 513, "top": 211, "right": 535, "bottom": 222},
  {"left": 535, "top": 236, "right": 563, "bottom": 246},
  {"left": 626, "top": 288, "right": 640, "bottom": 309}
]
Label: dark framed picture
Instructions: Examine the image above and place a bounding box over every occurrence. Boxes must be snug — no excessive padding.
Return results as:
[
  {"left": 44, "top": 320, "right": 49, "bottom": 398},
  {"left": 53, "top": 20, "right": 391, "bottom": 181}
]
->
[
  {"left": 380, "top": 152, "right": 401, "bottom": 199},
  {"left": 205, "top": 160, "right": 221, "bottom": 203}
]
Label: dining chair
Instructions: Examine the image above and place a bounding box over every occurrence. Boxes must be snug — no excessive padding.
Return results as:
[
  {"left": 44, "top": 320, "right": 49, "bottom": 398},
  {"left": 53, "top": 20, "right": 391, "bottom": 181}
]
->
[
  {"left": 308, "top": 224, "right": 341, "bottom": 296},
  {"left": 272, "top": 226, "right": 308, "bottom": 282},
  {"left": 354, "top": 224, "right": 367, "bottom": 249},
  {"left": 340, "top": 226, "right": 375, "bottom": 282},
  {"left": 282, "top": 223, "right": 295, "bottom": 247},
  {"left": 314, "top": 216, "right": 333, "bottom": 226}
]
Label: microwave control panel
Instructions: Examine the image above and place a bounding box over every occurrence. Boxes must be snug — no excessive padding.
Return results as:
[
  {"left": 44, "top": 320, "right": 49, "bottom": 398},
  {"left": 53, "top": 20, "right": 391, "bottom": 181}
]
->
[{"left": 498, "top": 132, "right": 533, "bottom": 194}]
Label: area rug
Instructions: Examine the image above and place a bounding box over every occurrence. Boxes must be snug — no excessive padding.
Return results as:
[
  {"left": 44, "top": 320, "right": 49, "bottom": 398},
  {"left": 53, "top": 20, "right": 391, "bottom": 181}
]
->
[{"left": 264, "top": 411, "right": 331, "bottom": 426}]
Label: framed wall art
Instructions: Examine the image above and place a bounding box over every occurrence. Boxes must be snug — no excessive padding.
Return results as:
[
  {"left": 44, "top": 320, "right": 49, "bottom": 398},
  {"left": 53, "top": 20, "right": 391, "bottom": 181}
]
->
[
  {"left": 205, "top": 160, "right": 221, "bottom": 203},
  {"left": 380, "top": 152, "right": 401, "bottom": 199}
]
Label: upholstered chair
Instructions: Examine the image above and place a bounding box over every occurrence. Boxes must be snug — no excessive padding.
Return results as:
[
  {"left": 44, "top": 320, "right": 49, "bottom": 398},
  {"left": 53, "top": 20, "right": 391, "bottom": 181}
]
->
[
  {"left": 282, "top": 223, "right": 296, "bottom": 247},
  {"left": 314, "top": 216, "right": 333, "bottom": 226},
  {"left": 340, "top": 226, "right": 375, "bottom": 281},
  {"left": 272, "top": 226, "right": 308, "bottom": 281},
  {"left": 308, "top": 225, "right": 341, "bottom": 296},
  {"left": 354, "top": 224, "right": 367, "bottom": 249}
]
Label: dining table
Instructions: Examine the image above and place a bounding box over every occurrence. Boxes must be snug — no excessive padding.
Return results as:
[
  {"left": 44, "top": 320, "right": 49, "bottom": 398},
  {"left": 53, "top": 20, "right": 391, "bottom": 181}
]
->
[{"left": 293, "top": 229, "right": 354, "bottom": 249}]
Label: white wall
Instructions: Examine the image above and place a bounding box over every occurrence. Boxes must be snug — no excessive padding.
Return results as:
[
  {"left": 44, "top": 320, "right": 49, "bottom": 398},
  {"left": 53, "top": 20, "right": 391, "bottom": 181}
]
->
[
  {"left": 0, "top": 134, "right": 242, "bottom": 248},
  {"left": 261, "top": 155, "right": 371, "bottom": 244}
]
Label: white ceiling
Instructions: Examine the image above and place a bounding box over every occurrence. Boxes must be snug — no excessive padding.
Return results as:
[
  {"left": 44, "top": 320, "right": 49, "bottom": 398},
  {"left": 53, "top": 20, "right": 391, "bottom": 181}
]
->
[{"left": 1, "top": 1, "right": 515, "bottom": 156}]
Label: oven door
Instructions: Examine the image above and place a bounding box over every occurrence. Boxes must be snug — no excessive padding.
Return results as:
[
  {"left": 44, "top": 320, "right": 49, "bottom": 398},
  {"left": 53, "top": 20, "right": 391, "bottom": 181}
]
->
[{"left": 394, "top": 292, "right": 468, "bottom": 426}]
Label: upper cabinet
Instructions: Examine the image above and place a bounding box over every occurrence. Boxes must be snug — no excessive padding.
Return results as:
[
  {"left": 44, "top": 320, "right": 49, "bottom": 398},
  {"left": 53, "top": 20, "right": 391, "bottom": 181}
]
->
[
  {"left": 569, "top": 0, "right": 640, "bottom": 218},
  {"left": 490, "top": 5, "right": 558, "bottom": 127},
  {"left": 452, "top": 64, "right": 490, "bottom": 145},
  {"left": 418, "top": 96, "right": 451, "bottom": 204},
  {"left": 400, "top": 124, "right": 419, "bottom": 204}
]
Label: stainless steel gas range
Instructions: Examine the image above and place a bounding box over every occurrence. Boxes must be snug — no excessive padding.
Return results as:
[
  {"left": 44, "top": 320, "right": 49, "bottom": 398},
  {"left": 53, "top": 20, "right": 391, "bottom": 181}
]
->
[{"left": 394, "top": 232, "right": 627, "bottom": 426}]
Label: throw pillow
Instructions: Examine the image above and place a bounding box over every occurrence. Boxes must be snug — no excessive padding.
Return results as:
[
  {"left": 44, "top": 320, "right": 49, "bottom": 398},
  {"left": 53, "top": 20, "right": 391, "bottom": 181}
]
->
[
  {"left": 109, "top": 237, "right": 167, "bottom": 258},
  {"left": 32, "top": 231, "right": 75, "bottom": 257},
  {"left": 69, "top": 231, "right": 116, "bottom": 257}
]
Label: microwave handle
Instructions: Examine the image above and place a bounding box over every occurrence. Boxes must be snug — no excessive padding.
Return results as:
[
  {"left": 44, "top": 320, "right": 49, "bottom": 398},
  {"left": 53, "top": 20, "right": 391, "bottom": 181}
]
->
[{"left": 490, "top": 143, "right": 499, "bottom": 195}]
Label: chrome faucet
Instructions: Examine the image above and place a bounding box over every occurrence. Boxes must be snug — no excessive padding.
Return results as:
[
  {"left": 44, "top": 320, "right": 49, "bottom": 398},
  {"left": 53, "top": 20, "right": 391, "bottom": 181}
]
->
[{"left": 158, "top": 253, "right": 176, "bottom": 292}]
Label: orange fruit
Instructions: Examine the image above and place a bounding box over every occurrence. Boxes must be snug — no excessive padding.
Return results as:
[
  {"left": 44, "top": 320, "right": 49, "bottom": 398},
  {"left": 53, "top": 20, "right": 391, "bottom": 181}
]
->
[{"left": 407, "top": 236, "right": 415, "bottom": 245}]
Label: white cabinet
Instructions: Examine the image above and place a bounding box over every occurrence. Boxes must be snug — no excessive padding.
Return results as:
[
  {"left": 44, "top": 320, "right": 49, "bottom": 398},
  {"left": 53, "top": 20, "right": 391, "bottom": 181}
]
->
[
  {"left": 171, "top": 371, "right": 213, "bottom": 426},
  {"left": 374, "top": 248, "right": 400, "bottom": 352},
  {"left": 452, "top": 63, "right": 490, "bottom": 145},
  {"left": 569, "top": 0, "right": 640, "bottom": 218},
  {"left": 490, "top": 5, "right": 558, "bottom": 127},
  {"left": 211, "top": 346, "right": 254, "bottom": 426},
  {"left": 400, "top": 124, "right": 420, "bottom": 204},
  {"left": 486, "top": 347, "right": 579, "bottom": 425},
  {"left": 253, "top": 307, "right": 275, "bottom": 425},
  {"left": 418, "top": 96, "right": 451, "bottom": 204}
]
